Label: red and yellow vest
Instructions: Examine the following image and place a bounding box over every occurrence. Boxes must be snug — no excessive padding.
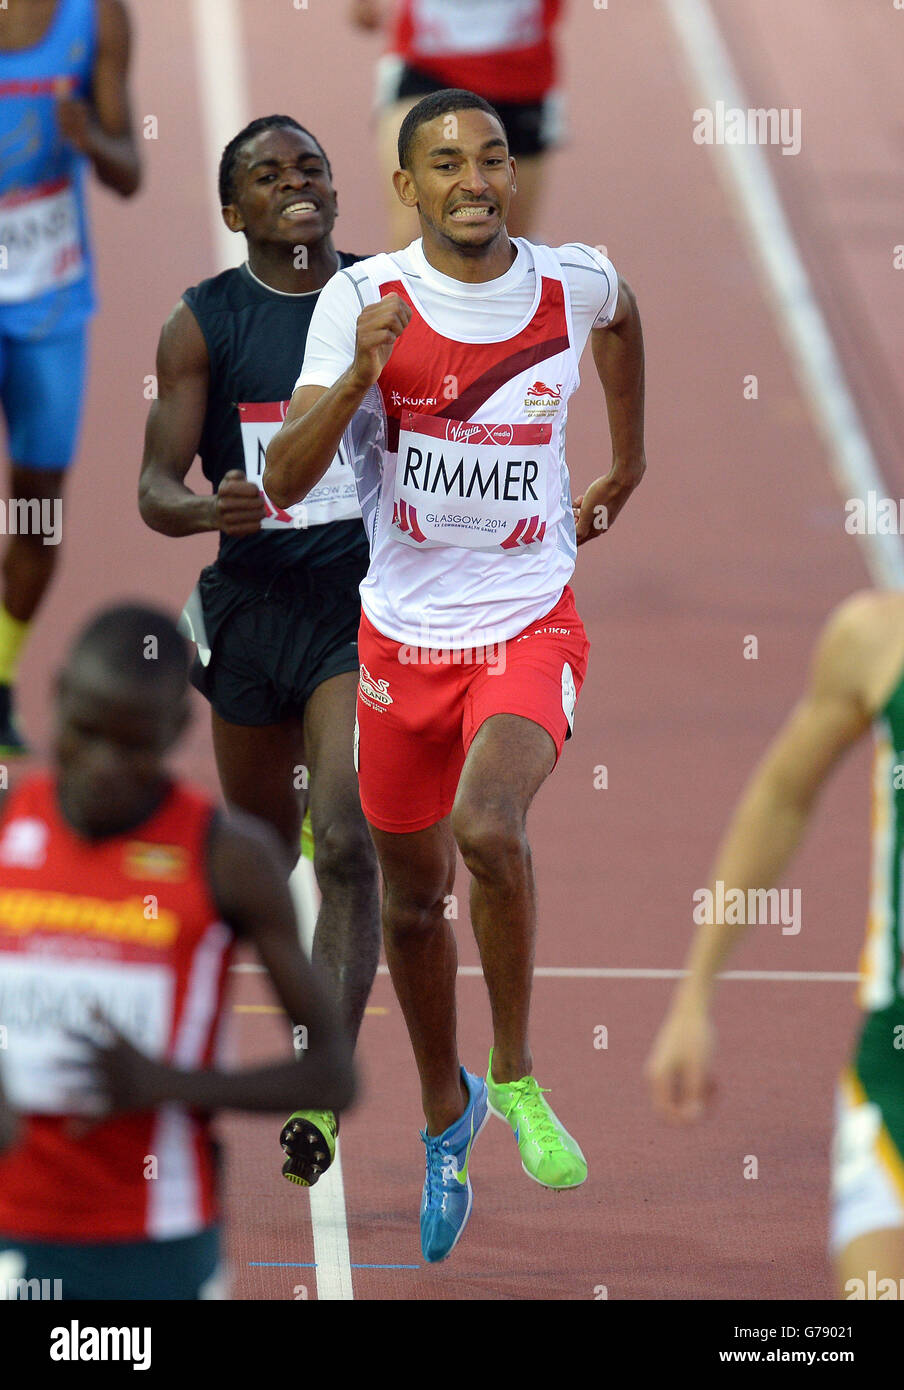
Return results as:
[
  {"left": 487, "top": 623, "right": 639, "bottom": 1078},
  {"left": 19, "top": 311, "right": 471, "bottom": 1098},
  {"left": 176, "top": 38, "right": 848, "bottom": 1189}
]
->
[{"left": 0, "top": 774, "right": 233, "bottom": 1241}]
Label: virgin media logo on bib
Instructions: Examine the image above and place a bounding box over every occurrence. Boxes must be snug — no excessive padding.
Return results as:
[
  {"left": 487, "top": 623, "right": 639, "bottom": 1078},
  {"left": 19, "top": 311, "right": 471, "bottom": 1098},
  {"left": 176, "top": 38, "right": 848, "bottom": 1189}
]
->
[
  {"left": 443, "top": 421, "right": 517, "bottom": 447},
  {"left": 393, "top": 412, "right": 552, "bottom": 552}
]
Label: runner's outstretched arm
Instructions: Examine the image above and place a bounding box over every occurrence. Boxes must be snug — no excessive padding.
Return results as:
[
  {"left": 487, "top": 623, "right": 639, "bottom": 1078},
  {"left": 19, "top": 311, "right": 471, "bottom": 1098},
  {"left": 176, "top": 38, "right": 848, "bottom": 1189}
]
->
[
  {"left": 56, "top": 0, "right": 141, "bottom": 197},
  {"left": 574, "top": 274, "right": 646, "bottom": 543},
  {"left": 646, "top": 594, "right": 876, "bottom": 1122},
  {"left": 264, "top": 293, "right": 412, "bottom": 507},
  {"left": 138, "top": 302, "right": 266, "bottom": 538},
  {"left": 69, "top": 812, "right": 356, "bottom": 1117}
]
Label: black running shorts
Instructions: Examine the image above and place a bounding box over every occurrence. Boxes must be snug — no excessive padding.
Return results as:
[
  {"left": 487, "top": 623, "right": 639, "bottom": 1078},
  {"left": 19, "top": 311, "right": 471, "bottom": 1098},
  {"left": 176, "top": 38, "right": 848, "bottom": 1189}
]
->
[
  {"left": 190, "top": 557, "right": 366, "bottom": 726},
  {"left": 388, "top": 63, "right": 563, "bottom": 157}
]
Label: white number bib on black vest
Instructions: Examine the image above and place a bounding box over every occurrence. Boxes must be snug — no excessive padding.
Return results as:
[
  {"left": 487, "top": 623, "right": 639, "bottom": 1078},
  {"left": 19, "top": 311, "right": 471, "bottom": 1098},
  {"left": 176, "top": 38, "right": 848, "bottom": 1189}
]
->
[
  {"left": 238, "top": 401, "right": 361, "bottom": 529},
  {"left": 392, "top": 412, "right": 552, "bottom": 551}
]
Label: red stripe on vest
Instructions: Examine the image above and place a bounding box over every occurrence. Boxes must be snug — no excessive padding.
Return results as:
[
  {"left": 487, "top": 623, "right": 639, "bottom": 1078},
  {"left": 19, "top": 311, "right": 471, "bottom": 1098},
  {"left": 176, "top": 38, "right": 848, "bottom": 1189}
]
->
[{"left": 377, "top": 276, "right": 569, "bottom": 450}]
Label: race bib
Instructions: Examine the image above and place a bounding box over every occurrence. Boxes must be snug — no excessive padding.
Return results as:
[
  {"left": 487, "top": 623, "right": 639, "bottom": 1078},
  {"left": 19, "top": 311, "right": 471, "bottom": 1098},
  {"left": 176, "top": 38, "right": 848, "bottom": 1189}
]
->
[
  {"left": 393, "top": 412, "right": 551, "bottom": 551},
  {"left": 238, "top": 401, "right": 360, "bottom": 529},
  {"left": 0, "top": 178, "right": 85, "bottom": 303},
  {"left": 412, "top": 0, "right": 542, "bottom": 54},
  {"left": 0, "top": 955, "right": 172, "bottom": 1115}
]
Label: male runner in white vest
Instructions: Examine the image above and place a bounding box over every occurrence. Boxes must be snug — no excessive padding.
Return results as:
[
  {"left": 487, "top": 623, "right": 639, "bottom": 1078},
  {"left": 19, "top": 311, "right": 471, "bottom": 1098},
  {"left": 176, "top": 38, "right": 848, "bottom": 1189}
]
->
[{"left": 265, "top": 89, "right": 646, "bottom": 1262}]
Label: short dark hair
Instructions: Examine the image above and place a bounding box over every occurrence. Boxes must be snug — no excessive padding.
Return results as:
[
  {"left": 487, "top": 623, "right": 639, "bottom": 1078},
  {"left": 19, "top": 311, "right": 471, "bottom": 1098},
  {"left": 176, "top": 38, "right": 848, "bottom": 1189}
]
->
[
  {"left": 218, "top": 115, "right": 332, "bottom": 206},
  {"left": 68, "top": 604, "right": 190, "bottom": 697},
  {"left": 397, "top": 89, "right": 507, "bottom": 169}
]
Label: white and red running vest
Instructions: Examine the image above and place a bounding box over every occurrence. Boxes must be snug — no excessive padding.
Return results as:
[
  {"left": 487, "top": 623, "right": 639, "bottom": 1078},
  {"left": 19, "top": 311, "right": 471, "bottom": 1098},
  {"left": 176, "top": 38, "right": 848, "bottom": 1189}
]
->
[{"left": 342, "top": 242, "right": 583, "bottom": 649}]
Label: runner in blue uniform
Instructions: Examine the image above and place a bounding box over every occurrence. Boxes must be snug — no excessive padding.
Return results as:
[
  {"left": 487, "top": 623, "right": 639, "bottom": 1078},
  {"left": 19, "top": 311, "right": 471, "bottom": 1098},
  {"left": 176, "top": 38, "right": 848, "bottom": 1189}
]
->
[{"left": 0, "top": 0, "right": 141, "bottom": 750}]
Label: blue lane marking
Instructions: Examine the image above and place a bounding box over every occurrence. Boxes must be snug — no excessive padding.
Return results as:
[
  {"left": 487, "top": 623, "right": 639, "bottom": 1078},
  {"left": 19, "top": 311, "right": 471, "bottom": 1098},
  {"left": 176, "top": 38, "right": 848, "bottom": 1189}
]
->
[{"left": 248, "top": 1261, "right": 419, "bottom": 1270}]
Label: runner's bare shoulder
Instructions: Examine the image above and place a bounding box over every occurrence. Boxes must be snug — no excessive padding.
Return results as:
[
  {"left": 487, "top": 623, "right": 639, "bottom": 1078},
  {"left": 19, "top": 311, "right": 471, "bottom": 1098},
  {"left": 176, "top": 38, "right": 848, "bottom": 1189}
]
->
[
  {"left": 156, "top": 300, "right": 210, "bottom": 376},
  {"left": 817, "top": 589, "right": 904, "bottom": 719}
]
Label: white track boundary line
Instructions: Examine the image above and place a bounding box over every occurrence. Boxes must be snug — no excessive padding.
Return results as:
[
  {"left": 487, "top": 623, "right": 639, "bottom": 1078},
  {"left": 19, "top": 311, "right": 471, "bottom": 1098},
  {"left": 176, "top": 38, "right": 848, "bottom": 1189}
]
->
[
  {"left": 288, "top": 857, "right": 354, "bottom": 1299},
  {"left": 306, "top": 1142, "right": 353, "bottom": 1300},
  {"left": 189, "top": 0, "right": 250, "bottom": 272},
  {"left": 188, "top": 2, "right": 353, "bottom": 1298},
  {"left": 232, "top": 962, "right": 860, "bottom": 983},
  {"left": 289, "top": 857, "right": 320, "bottom": 955},
  {"left": 662, "top": 0, "right": 904, "bottom": 589}
]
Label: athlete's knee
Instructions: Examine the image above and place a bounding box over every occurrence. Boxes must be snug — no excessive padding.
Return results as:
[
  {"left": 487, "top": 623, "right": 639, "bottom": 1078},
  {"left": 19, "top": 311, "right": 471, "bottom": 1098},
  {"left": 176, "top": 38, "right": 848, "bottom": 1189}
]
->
[
  {"left": 450, "top": 796, "right": 528, "bottom": 882},
  {"left": 382, "top": 875, "right": 454, "bottom": 942},
  {"left": 233, "top": 798, "right": 300, "bottom": 869},
  {"left": 9, "top": 467, "right": 66, "bottom": 508},
  {"left": 2, "top": 521, "right": 61, "bottom": 557},
  {"left": 1, "top": 528, "right": 61, "bottom": 582},
  {"left": 312, "top": 814, "right": 377, "bottom": 895},
  {"left": 3, "top": 470, "right": 66, "bottom": 566}
]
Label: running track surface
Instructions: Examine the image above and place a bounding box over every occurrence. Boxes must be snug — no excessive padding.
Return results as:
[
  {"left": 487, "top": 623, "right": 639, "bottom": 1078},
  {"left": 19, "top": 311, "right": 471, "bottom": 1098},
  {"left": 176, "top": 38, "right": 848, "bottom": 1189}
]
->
[{"left": 11, "top": 0, "right": 904, "bottom": 1300}]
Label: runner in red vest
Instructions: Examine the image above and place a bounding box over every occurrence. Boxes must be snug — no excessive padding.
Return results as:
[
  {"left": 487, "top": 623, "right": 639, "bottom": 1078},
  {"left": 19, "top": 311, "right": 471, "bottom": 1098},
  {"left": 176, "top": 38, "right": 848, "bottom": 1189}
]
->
[
  {"left": 351, "top": 0, "right": 565, "bottom": 245},
  {"left": 265, "top": 90, "right": 646, "bottom": 1262},
  {"left": 0, "top": 603, "right": 354, "bottom": 1298}
]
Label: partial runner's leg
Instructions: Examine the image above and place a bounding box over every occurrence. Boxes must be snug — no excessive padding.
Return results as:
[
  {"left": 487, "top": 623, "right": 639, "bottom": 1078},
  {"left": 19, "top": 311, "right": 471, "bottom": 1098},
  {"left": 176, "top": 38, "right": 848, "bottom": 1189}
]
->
[
  {"left": 369, "top": 818, "right": 466, "bottom": 1135},
  {"left": 451, "top": 713, "right": 555, "bottom": 1083},
  {"left": 303, "top": 670, "right": 380, "bottom": 1043},
  {"left": 210, "top": 711, "right": 305, "bottom": 863}
]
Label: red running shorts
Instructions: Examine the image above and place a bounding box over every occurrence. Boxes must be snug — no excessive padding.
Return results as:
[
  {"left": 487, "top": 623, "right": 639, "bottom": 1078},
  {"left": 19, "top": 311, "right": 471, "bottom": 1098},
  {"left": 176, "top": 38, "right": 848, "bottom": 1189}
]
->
[{"left": 355, "top": 584, "right": 590, "bottom": 833}]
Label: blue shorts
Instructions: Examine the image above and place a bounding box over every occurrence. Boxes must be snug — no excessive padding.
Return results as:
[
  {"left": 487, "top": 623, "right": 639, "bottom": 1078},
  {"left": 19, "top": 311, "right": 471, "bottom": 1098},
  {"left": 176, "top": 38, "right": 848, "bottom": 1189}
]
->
[
  {"left": 0, "top": 1225, "right": 224, "bottom": 1300},
  {"left": 0, "top": 324, "right": 89, "bottom": 470}
]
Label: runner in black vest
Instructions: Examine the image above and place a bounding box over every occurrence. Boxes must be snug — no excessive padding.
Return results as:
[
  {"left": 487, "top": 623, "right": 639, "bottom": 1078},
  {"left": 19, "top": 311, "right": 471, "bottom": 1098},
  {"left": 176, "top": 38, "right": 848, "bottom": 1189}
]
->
[{"left": 138, "top": 116, "right": 379, "bottom": 1190}]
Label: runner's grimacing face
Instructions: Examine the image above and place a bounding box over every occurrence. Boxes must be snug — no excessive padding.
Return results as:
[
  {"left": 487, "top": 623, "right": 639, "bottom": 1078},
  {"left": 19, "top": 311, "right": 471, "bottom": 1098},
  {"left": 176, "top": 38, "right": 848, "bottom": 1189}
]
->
[
  {"left": 54, "top": 664, "right": 187, "bottom": 836},
  {"left": 405, "top": 109, "right": 514, "bottom": 248},
  {"left": 225, "top": 127, "right": 337, "bottom": 248}
]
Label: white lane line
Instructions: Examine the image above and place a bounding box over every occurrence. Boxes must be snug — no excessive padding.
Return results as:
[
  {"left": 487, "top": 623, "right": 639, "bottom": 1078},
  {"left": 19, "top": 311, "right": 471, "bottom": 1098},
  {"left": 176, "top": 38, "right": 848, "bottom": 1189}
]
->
[
  {"left": 289, "top": 857, "right": 319, "bottom": 955},
  {"left": 662, "top": 0, "right": 904, "bottom": 589},
  {"left": 286, "top": 856, "right": 354, "bottom": 1301},
  {"left": 232, "top": 962, "right": 861, "bottom": 982},
  {"left": 502, "top": 967, "right": 862, "bottom": 982},
  {"left": 189, "top": 0, "right": 250, "bottom": 272},
  {"left": 307, "top": 1141, "right": 353, "bottom": 1301}
]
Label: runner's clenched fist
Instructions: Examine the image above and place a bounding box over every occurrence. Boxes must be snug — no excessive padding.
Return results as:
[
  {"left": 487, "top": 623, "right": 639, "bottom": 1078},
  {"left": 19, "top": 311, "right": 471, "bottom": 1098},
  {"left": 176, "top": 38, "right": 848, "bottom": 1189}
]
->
[
  {"left": 213, "top": 469, "right": 267, "bottom": 536},
  {"left": 349, "top": 294, "right": 412, "bottom": 390}
]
